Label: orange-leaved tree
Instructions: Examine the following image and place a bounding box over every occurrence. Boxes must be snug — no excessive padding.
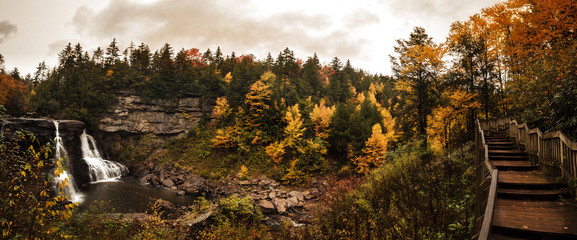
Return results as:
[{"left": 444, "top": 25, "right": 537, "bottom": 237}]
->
[{"left": 0, "top": 73, "right": 29, "bottom": 115}]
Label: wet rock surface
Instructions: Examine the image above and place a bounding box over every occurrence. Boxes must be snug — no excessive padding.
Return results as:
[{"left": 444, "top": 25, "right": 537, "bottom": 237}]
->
[{"left": 2, "top": 117, "right": 90, "bottom": 185}]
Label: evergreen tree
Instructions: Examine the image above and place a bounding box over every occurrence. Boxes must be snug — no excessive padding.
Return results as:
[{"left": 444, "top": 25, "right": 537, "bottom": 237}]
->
[
  {"left": 391, "top": 27, "right": 446, "bottom": 144},
  {"left": 105, "top": 38, "right": 121, "bottom": 67},
  {"left": 299, "top": 54, "right": 322, "bottom": 99},
  {"left": 0, "top": 53, "right": 4, "bottom": 74},
  {"left": 214, "top": 46, "right": 224, "bottom": 69},
  {"left": 149, "top": 43, "right": 175, "bottom": 98},
  {"left": 33, "top": 61, "right": 48, "bottom": 85}
]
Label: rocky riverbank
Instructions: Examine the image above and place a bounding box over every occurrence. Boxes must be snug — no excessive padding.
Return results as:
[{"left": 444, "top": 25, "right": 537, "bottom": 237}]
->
[{"left": 134, "top": 161, "right": 326, "bottom": 225}]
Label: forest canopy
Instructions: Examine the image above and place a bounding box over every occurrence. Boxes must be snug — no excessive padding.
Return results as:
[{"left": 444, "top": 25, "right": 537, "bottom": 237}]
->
[{"left": 2, "top": 0, "right": 574, "bottom": 177}]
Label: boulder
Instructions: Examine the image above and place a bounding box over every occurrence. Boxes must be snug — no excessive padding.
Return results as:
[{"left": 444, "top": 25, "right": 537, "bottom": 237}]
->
[
  {"left": 250, "top": 193, "right": 266, "bottom": 200},
  {"left": 257, "top": 200, "right": 276, "bottom": 213},
  {"left": 139, "top": 173, "right": 154, "bottom": 184},
  {"left": 181, "top": 174, "right": 206, "bottom": 194},
  {"left": 162, "top": 178, "right": 175, "bottom": 187},
  {"left": 258, "top": 177, "right": 274, "bottom": 186},
  {"left": 268, "top": 191, "right": 276, "bottom": 199},
  {"left": 155, "top": 199, "right": 176, "bottom": 213},
  {"left": 273, "top": 198, "right": 288, "bottom": 214},
  {"left": 286, "top": 196, "right": 299, "bottom": 208},
  {"left": 289, "top": 191, "right": 304, "bottom": 202},
  {"left": 177, "top": 210, "right": 213, "bottom": 227},
  {"left": 151, "top": 175, "right": 161, "bottom": 186}
]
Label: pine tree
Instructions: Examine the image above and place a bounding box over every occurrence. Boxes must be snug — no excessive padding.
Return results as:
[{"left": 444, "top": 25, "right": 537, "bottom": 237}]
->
[{"left": 391, "top": 26, "right": 446, "bottom": 144}]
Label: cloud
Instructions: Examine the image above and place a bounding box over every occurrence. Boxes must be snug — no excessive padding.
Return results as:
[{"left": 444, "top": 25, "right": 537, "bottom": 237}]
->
[
  {"left": 388, "top": 0, "right": 487, "bottom": 20},
  {"left": 0, "top": 20, "right": 17, "bottom": 44},
  {"left": 48, "top": 39, "right": 77, "bottom": 56},
  {"left": 72, "top": 0, "right": 367, "bottom": 59},
  {"left": 345, "top": 9, "right": 380, "bottom": 29}
]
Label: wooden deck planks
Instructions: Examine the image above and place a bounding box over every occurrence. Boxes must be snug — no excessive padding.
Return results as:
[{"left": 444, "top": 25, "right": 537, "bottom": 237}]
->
[
  {"left": 493, "top": 199, "right": 577, "bottom": 236},
  {"left": 489, "top": 149, "right": 526, "bottom": 154},
  {"left": 479, "top": 129, "right": 577, "bottom": 238},
  {"left": 498, "top": 171, "right": 560, "bottom": 185},
  {"left": 497, "top": 188, "right": 568, "bottom": 196},
  {"left": 492, "top": 160, "right": 534, "bottom": 168}
]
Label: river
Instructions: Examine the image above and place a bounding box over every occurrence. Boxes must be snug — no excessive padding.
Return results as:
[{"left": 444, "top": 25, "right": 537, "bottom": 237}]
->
[{"left": 77, "top": 177, "right": 196, "bottom": 213}]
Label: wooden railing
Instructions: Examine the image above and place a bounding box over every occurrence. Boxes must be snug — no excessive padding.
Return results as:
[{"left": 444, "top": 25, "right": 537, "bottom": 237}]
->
[
  {"left": 509, "top": 119, "right": 577, "bottom": 179},
  {"left": 473, "top": 119, "right": 501, "bottom": 240},
  {"left": 473, "top": 117, "right": 577, "bottom": 239}
]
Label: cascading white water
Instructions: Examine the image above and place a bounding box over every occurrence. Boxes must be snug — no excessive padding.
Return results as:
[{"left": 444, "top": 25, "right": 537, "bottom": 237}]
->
[
  {"left": 81, "top": 131, "right": 128, "bottom": 182},
  {"left": 53, "top": 121, "right": 83, "bottom": 203}
]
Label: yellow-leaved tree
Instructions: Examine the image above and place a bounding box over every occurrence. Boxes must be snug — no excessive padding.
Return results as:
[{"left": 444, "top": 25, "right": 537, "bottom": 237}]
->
[
  {"left": 265, "top": 104, "right": 305, "bottom": 164},
  {"left": 310, "top": 99, "right": 335, "bottom": 142},
  {"left": 353, "top": 124, "right": 390, "bottom": 174},
  {"left": 283, "top": 104, "right": 305, "bottom": 149},
  {"left": 244, "top": 79, "right": 273, "bottom": 129},
  {"left": 427, "top": 89, "right": 480, "bottom": 151},
  {"left": 265, "top": 103, "right": 328, "bottom": 183},
  {"left": 0, "top": 131, "right": 75, "bottom": 239},
  {"left": 212, "top": 96, "right": 232, "bottom": 124}
]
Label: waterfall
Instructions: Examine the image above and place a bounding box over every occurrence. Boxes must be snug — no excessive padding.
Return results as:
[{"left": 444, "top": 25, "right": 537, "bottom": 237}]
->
[
  {"left": 81, "top": 131, "right": 128, "bottom": 182},
  {"left": 53, "top": 121, "right": 83, "bottom": 203}
]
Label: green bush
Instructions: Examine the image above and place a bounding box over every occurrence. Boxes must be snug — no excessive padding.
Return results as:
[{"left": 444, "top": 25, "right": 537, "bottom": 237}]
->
[
  {"left": 286, "top": 141, "right": 476, "bottom": 239},
  {"left": 215, "top": 194, "right": 263, "bottom": 224},
  {"left": 199, "top": 195, "right": 271, "bottom": 240}
]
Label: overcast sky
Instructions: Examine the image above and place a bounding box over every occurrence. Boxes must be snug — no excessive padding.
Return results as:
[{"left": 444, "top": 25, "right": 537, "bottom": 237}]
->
[{"left": 0, "top": 0, "right": 495, "bottom": 76}]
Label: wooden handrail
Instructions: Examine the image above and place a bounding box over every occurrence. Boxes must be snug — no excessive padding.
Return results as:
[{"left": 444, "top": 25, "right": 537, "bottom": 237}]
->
[
  {"left": 478, "top": 169, "right": 498, "bottom": 240},
  {"left": 474, "top": 117, "right": 577, "bottom": 239},
  {"left": 473, "top": 119, "right": 500, "bottom": 240},
  {"left": 508, "top": 118, "right": 577, "bottom": 179}
]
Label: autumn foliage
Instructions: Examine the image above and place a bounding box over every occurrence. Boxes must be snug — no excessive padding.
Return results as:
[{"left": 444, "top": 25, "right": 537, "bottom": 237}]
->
[
  {"left": 0, "top": 131, "right": 75, "bottom": 239},
  {"left": 0, "top": 73, "right": 28, "bottom": 114}
]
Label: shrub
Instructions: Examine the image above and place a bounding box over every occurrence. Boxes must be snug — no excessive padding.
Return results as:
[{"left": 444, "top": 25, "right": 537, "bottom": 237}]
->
[{"left": 285, "top": 141, "right": 476, "bottom": 239}]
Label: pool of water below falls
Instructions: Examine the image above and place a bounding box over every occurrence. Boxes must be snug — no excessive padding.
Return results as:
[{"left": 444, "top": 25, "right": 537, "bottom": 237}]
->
[{"left": 77, "top": 177, "right": 196, "bottom": 213}]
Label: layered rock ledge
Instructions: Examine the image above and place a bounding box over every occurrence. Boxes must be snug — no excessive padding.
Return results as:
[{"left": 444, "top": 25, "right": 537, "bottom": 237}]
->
[{"left": 99, "top": 93, "right": 210, "bottom": 136}]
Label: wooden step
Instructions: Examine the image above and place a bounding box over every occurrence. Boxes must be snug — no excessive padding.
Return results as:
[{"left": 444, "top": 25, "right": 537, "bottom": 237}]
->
[
  {"left": 487, "top": 141, "right": 515, "bottom": 145},
  {"left": 487, "top": 142, "right": 516, "bottom": 150},
  {"left": 493, "top": 199, "right": 577, "bottom": 238},
  {"left": 489, "top": 155, "right": 529, "bottom": 161},
  {"left": 489, "top": 149, "right": 527, "bottom": 156},
  {"left": 492, "top": 160, "right": 537, "bottom": 170},
  {"left": 486, "top": 135, "right": 510, "bottom": 138},
  {"left": 488, "top": 232, "right": 532, "bottom": 240},
  {"left": 497, "top": 188, "right": 570, "bottom": 200},
  {"left": 489, "top": 145, "right": 517, "bottom": 151},
  {"left": 486, "top": 138, "right": 512, "bottom": 142},
  {"left": 498, "top": 171, "right": 564, "bottom": 188}
]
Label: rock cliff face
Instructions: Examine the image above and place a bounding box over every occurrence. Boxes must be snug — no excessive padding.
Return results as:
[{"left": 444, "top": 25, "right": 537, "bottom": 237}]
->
[
  {"left": 99, "top": 94, "right": 210, "bottom": 137},
  {"left": 2, "top": 118, "right": 90, "bottom": 185}
]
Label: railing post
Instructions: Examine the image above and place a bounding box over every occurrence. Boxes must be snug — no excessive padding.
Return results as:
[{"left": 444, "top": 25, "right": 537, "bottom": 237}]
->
[{"left": 560, "top": 137, "right": 566, "bottom": 178}]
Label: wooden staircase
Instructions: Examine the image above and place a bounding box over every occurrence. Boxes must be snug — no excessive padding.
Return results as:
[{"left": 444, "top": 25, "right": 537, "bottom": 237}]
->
[{"left": 484, "top": 131, "right": 577, "bottom": 239}]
